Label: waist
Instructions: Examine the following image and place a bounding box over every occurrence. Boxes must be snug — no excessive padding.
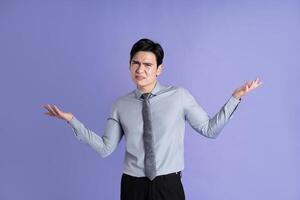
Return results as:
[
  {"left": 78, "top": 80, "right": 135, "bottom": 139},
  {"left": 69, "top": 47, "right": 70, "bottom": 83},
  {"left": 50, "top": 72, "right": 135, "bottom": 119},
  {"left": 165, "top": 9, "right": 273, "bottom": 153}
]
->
[{"left": 123, "top": 171, "right": 181, "bottom": 179}]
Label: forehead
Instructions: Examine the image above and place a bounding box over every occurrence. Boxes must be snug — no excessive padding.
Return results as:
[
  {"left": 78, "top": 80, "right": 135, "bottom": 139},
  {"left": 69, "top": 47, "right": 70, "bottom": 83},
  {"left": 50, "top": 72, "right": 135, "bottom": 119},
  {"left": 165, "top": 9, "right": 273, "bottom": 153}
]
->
[{"left": 132, "top": 51, "right": 156, "bottom": 63}]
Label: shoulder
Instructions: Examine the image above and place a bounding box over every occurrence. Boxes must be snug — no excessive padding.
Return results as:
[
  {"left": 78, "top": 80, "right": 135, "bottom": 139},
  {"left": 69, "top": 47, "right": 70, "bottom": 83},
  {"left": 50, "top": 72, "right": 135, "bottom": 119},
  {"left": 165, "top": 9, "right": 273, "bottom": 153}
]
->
[
  {"left": 117, "top": 90, "right": 135, "bottom": 100},
  {"left": 157, "top": 83, "right": 193, "bottom": 98},
  {"left": 111, "top": 90, "right": 135, "bottom": 108},
  {"left": 174, "top": 86, "right": 191, "bottom": 96},
  {"left": 175, "top": 86, "right": 197, "bottom": 103},
  {"left": 159, "top": 82, "right": 182, "bottom": 93}
]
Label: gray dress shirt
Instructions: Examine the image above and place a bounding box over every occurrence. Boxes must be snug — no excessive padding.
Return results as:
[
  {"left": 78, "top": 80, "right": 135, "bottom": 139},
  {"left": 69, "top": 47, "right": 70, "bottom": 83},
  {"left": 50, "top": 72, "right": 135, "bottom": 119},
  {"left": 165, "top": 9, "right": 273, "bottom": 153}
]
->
[{"left": 67, "top": 81, "right": 241, "bottom": 177}]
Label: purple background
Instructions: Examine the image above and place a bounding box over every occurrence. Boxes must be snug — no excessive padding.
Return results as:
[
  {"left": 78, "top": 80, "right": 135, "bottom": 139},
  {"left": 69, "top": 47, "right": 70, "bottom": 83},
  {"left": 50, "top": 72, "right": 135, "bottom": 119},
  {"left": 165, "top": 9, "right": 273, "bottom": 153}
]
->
[{"left": 1, "top": 0, "right": 299, "bottom": 199}]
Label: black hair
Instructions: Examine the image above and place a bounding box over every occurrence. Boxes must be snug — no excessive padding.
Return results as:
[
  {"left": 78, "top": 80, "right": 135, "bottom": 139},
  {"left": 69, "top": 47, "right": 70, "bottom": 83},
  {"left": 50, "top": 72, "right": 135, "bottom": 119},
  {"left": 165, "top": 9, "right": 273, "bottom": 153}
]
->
[{"left": 129, "top": 38, "right": 164, "bottom": 68}]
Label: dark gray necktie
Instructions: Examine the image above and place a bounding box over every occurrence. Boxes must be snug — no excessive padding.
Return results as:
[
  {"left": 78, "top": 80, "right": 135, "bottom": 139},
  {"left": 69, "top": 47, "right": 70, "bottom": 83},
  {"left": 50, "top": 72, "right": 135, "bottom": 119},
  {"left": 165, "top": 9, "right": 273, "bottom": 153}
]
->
[{"left": 141, "top": 93, "right": 156, "bottom": 181}]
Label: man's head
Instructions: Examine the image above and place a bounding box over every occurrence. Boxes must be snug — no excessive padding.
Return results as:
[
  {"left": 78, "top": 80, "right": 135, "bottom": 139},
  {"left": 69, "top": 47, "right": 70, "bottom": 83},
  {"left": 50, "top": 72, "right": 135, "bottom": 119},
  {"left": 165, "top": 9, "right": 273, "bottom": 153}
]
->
[
  {"left": 129, "top": 38, "right": 164, "bottom": 91},
  {"left": 130, "top": 38, "right": 164, "bottom": 67}
]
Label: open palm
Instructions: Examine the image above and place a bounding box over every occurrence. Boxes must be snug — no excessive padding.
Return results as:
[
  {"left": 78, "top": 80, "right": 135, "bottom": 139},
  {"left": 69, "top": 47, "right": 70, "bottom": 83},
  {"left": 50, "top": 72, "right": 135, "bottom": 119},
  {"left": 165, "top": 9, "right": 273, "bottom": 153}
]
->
[
  {"left": 233, "top": 77, "right": 263, "bottom": 99},
  {"left": 43, "top": 104, "right": 73, "bottom": 122}
]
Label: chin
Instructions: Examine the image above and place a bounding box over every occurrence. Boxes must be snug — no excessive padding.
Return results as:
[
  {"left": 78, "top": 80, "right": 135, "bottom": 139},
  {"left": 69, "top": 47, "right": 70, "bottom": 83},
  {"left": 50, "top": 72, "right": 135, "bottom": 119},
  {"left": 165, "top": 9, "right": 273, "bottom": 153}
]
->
[
  {"left": 135, "top": 79, "right": 146, "bottom": 84},
  {"left": 135, "top": 81, "right": 148, "bottom": 88},
  {"left": 136, "top": 82, "right": 146, "bottom": 87}
]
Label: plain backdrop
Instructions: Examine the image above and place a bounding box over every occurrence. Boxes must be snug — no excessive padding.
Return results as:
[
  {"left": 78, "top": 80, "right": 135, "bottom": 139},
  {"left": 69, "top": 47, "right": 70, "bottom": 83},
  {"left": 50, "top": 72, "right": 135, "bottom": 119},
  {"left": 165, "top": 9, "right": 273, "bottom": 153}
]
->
[{"left": 0, "top": 0, "right": 299, "bottom": 199}]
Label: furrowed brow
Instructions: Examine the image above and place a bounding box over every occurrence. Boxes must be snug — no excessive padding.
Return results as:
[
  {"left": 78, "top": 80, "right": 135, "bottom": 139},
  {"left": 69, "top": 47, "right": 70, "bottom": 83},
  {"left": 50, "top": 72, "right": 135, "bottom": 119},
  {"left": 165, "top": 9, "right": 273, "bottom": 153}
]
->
[
  {"left": 132, "top": 60, "right": 140, "bottom": 64},
  {"left": 143, "top": 62, "right": 153, "bottom": 65}
]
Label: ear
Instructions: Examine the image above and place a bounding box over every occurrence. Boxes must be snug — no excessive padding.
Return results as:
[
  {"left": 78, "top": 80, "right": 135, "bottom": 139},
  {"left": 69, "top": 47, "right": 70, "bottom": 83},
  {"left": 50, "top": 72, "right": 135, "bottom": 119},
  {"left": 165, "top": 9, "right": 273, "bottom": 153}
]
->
[{"left": 156, "top": 64, "right": 163, "bottom": 76}]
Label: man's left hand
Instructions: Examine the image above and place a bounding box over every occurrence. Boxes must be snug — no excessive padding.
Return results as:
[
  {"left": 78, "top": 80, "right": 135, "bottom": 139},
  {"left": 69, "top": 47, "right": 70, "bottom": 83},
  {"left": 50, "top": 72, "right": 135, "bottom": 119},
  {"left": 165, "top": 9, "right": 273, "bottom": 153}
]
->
[{"left": 232, "top": 77, "right": 263, "bottom": 100}]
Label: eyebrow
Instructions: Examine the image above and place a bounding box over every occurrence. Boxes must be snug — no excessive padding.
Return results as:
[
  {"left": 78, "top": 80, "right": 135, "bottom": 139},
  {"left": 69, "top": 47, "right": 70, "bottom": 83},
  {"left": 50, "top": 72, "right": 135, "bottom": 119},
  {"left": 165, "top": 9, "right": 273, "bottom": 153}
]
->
[{"left": 131, "top": 60, "right": 153, "bottom": 65}]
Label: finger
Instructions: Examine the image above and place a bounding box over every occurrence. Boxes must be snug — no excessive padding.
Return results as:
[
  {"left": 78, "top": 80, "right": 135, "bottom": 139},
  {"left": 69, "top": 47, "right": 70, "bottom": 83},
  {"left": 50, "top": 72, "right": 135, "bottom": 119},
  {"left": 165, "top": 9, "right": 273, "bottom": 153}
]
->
[
  {"left": 53, "top": 105, "right": 64, "bottom": 119},
  {"left": 255, "top": 81, "right": 263, "bottom": 88},
  {"left": 257, "top": 77, "right": 262, "bottom": 84},
  {"left": 43, "top": 105, "right": 55, "bottom": 115},
  {"left": 52, "top": 105, "right": 61, "bottom": 114},
  {"left": 47, "top": 105, "right": 59, "bottom": 117},
  {"left": 246, "top": 80, "right": 252, "bottom": 85},
  {"left": 241, "top": 85, "right": 249, "bottom": 92},
  {"left": 50, "top": 105, "right": 60, "bottom": 116},
  {"left": 254, "top": 77, "right": 262, "bottom": 85},
  {"left": 246, "top": 81, "right": 252, "bottom": 88},
  {"left": 44, "top": 112, "right": 55, "bottom": 117},
  {"left": 255, "top": 77, "right": 261, "bottom": 85},
  {"left": 246, "top": 84, "right": 249, "bottom": 92},
  {"left": 251, "top": 79, "right": 263, "bottom": 89},
  {"left": 43, "top": 104, "right": 49, "bottom": 110},
  {"left": 247, "top": 81, "right": 254, "bottom": 90}
]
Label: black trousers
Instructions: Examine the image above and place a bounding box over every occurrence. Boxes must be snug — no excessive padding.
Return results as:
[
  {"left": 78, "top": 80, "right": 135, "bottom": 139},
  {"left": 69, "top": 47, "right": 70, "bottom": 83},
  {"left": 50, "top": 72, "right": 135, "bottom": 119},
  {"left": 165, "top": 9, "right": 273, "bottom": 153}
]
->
[{"left": 121, "top": 171, "right": 185, "bottom": 200}]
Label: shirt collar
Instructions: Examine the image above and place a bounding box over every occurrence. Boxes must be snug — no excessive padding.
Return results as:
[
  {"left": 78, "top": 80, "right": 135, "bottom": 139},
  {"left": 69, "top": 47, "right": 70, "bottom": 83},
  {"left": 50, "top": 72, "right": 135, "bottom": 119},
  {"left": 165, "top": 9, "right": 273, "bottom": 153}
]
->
[{"left": 135, "top": 80, "right": 162, "bottom": 99}]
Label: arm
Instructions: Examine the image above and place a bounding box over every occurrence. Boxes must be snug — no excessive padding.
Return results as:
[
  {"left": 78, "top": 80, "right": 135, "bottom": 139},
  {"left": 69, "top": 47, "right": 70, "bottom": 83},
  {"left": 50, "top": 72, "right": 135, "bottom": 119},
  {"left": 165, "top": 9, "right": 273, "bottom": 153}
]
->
[
  {"left": 67, "top": 114, "right": 123, "bottom": 158},
  {"left": 182, "top": 77, "right": 262, "bottom": 138},
  {"left": 43, "top": 101, "right": 123, "bottom": 158},
  {"left": 181, "top": 88, "right": 240, "bottom": 139}
]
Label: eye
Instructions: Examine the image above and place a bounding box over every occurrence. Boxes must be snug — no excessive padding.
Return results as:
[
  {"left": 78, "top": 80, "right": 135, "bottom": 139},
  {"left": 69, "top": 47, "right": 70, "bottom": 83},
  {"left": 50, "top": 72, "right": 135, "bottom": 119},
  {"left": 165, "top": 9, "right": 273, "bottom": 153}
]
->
[{"left": 132, "top": 62, "right": 139, "bottom": 67}]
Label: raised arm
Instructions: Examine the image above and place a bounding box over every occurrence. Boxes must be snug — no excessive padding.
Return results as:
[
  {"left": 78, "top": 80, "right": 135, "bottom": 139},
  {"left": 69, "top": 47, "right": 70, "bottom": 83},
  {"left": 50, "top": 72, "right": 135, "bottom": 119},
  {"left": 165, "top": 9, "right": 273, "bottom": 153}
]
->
[
  {"left": 43, "top": 103, "right": 123, "bottom": 157},
  {"left": 182, "top": 88, "right": 240, "bottom": 139},
  {"left": 182, "top": 77, "right": 262, "bottom": 139}
]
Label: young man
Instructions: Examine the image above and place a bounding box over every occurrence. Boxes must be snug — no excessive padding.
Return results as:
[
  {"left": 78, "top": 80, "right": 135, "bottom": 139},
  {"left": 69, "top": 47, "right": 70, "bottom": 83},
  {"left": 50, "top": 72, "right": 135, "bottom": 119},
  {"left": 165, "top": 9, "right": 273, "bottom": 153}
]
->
[{"left": 43, "top": 38, "right": 262, "bottom": 200}]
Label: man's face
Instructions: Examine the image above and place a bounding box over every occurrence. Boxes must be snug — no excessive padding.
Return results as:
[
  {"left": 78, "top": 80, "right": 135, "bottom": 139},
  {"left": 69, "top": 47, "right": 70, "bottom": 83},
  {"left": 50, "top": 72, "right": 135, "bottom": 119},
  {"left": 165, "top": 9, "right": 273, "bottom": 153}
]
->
[{"left": 129, "top": 51, "right": 163, "bottom": 90}]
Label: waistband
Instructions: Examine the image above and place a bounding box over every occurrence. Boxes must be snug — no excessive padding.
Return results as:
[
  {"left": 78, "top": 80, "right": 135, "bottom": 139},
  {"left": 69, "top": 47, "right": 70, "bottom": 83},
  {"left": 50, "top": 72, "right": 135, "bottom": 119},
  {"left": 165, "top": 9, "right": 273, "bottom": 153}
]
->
[{"left": 123, "top": 171, "right": 182, "bottom": 179}]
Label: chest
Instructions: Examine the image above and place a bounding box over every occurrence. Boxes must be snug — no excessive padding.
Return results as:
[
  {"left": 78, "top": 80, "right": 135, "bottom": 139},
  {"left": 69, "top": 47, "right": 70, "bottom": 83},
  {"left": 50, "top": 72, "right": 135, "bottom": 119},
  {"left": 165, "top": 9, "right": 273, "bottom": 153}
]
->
[{"left": 118, "top": 94, "right": 184, "bottom": 135}]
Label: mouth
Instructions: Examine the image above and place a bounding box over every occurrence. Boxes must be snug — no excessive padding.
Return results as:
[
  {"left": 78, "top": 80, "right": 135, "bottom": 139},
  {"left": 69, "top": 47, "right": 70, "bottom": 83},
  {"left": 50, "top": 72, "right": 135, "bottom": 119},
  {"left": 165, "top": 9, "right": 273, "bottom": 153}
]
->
[{"left": 135, "top": 76, "right": 146, "bottom": 80}]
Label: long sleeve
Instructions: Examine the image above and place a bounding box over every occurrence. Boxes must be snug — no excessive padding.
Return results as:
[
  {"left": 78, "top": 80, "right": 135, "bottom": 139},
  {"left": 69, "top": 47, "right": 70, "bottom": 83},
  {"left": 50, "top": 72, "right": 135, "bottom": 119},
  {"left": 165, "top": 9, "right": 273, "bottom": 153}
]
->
[
  {"left": 67, "top": 102, "right": 124, "bottom": 157},
  {"left": 181, "top": 87, "right": 240, "bottom": 138}
]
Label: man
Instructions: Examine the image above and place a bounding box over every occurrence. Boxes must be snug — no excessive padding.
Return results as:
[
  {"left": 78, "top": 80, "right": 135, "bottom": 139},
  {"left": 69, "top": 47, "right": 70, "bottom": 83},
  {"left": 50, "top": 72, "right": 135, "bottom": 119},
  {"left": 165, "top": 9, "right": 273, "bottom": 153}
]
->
[{"left": 43, "top": 38, "right": 262, "bottom": 200}]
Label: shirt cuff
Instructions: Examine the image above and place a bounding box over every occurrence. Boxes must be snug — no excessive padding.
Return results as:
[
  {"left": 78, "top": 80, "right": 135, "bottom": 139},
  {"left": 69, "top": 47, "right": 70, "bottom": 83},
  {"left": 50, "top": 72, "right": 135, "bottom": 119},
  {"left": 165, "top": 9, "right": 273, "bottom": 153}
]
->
[
  {"left": 230, "top": 95, "right": 241, "bottom": 104},
  {"left": 66, "top": 116, "right": 81, "bottom": 136},
  {"left": 225, "top": 95, "right": 241, "bottom": 118}
]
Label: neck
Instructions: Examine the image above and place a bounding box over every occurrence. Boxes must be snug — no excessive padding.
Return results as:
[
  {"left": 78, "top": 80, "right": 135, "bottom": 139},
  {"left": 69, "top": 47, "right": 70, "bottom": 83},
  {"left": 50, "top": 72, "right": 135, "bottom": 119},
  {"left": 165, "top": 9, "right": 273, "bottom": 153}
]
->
[{"left": 138, "top": 80, "right": 157, "bottom": 93}]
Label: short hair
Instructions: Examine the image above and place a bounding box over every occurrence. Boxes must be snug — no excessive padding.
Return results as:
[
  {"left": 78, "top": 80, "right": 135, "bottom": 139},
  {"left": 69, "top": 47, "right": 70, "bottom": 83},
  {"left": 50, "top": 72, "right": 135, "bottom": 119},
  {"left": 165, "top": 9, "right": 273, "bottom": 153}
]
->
[{"left": 130, "top": 38, "right": 164, "bottom": 68}]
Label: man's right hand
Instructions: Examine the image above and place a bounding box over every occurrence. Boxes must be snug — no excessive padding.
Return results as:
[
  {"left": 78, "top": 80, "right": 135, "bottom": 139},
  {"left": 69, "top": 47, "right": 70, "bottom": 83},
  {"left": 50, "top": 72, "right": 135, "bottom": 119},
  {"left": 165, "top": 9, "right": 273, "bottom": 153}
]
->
[{"left": 43, "top": 104, "right": 74, "bottom": 122}]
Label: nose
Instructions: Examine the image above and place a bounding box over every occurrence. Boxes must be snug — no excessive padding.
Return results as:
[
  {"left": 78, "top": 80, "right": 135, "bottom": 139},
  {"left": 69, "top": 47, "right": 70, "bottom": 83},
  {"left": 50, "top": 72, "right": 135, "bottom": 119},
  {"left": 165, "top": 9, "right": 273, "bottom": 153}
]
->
[{"left": 136, "top": 65, "right": 145, "bottom": 73}]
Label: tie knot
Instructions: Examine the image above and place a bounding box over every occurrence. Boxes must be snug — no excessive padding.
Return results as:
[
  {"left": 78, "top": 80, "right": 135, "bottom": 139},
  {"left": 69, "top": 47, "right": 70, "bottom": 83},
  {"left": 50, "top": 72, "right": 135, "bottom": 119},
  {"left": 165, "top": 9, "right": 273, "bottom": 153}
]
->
[{"left": 141, "top": 93, "right": 151, "bottom": 100}]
